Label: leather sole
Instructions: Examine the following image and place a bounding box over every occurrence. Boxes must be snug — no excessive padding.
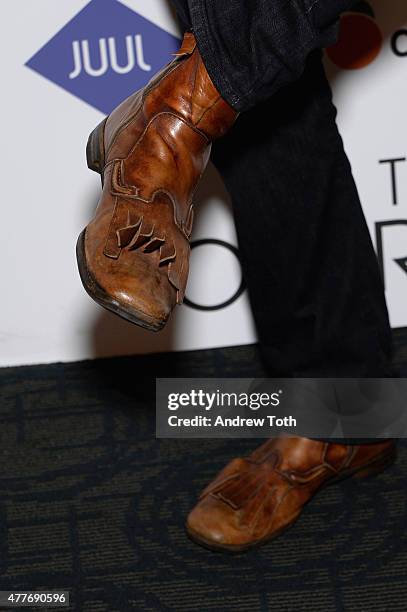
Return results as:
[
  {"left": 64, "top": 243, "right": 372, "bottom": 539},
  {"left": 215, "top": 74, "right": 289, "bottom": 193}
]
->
[
  {"left": 186, "top": 444, "right": 397, "bottom": 553},
  {"left": 76, "top": 120, "right": 166, "bottom": 332}
]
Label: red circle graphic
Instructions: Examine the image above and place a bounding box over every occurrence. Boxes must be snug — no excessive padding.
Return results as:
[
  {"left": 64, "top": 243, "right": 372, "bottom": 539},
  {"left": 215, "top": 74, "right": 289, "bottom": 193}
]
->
[{"left": 326, "top": 13, "right": 383, "bottom": 70}]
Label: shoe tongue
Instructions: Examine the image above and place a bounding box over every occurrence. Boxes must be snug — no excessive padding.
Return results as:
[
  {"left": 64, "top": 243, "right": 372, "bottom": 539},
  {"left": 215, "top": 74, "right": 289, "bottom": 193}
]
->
[{"left": 174, "top": 32, "right": 197, "bottom": 57}]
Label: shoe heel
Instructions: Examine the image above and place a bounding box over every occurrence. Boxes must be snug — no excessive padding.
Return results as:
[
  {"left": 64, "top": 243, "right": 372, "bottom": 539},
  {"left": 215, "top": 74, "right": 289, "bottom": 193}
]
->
[
  {"left": 86, "top": 118, "right": 106, "bottom": 175},
  {"left": 353, "top": 447, "right": 397, "bottom": 480}
]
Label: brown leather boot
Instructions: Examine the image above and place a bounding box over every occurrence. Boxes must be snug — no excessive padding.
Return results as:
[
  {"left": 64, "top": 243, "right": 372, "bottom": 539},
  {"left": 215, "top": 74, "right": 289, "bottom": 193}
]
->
[
  {"left": 186, "top": 436, "right": 396, "bottom": 552},
  {"left": 76, "top": 32, "right": 237, "bottom": 330}
]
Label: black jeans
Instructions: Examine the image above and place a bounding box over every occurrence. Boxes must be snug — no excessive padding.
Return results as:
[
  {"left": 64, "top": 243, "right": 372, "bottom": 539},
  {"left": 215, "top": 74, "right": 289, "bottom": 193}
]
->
[
  {"left": 173, "top": 0, "right": 354, "bottom": 110},
  {"left": 172, "top": 1, "right": 393, "bottom": 379}
]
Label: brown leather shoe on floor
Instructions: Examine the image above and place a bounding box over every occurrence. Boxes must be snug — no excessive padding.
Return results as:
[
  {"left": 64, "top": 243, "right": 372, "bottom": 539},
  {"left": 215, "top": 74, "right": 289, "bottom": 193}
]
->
[
  {"left": 76, "top": 32, "right": 237, "bottom": 331},
  {"left": 186, "top": 436, "right": 397, "bottom": 552}
]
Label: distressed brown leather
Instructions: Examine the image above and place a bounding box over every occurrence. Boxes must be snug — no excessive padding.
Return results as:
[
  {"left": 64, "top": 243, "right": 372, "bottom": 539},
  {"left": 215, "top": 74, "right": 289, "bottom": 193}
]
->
[
  {"left": 78, "top": 32, "right": 237, "bottom": 330},
  {"left": 186, "top": 436, "right": 396, "bottom": 552}
]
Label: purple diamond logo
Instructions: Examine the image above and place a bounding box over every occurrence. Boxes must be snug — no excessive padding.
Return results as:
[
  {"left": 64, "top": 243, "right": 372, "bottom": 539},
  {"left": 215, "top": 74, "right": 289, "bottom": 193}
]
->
[{"left": 26, "top": 0, "right": 180, "bottom": 114}]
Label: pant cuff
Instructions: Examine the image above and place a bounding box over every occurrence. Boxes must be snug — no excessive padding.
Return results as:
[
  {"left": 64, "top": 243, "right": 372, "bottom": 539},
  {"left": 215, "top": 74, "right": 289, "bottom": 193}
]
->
[{"left": 188, "top": 0, "right": 244, "bottom": 111}]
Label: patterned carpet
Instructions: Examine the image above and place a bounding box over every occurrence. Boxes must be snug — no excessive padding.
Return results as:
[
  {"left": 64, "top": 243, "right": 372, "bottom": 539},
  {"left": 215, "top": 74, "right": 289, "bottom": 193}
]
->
[{"left": 1, "top": 332, "right": 407, "bottom": 611}]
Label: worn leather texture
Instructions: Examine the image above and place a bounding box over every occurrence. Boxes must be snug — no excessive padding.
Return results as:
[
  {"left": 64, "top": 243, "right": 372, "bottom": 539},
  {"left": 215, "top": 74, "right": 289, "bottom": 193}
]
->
[
  {"left": 187, "top": 436, "right": 396, "bottom": 551},
  {"left": 81, "top": 32, "right": 237, "bottom": 329}
]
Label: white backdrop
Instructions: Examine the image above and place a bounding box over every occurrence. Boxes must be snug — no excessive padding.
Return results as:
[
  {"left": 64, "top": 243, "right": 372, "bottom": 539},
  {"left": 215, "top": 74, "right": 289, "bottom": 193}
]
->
[{"left": 1, "top": 0, "right": 407, "bottom": 367}]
